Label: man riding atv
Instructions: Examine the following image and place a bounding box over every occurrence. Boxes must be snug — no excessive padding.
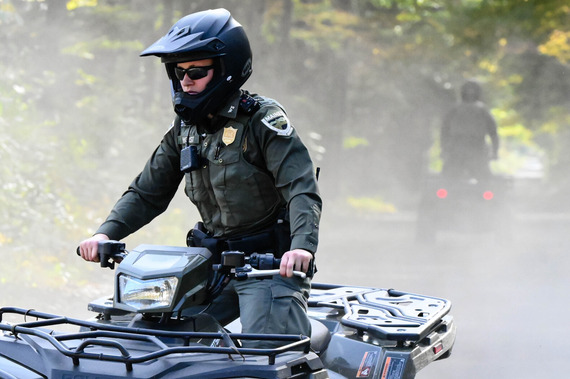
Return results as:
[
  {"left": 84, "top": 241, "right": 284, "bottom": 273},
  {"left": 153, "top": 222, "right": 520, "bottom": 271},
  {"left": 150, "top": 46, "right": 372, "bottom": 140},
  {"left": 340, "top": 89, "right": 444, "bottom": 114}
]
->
[
  {"left": 440, "top": 80, "right": 499, "bottom": 179},
  {"left": 77, "top": 8, "right": 322, "bottom": 348}
]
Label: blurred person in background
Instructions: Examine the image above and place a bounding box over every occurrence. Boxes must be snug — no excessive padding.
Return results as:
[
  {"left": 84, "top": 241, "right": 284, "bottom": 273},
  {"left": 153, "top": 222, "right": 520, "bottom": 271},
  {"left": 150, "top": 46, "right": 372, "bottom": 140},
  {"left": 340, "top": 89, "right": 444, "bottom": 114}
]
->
[{"left": 440, "top": 80, "right": 499, "bottom": 179}]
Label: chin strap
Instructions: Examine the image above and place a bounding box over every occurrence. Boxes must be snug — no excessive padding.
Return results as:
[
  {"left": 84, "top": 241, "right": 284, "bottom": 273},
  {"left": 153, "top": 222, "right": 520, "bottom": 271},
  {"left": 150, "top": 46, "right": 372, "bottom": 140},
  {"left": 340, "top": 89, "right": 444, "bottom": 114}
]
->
[{"left": 173, "top": 92, "right": 203, "bottom": 125}]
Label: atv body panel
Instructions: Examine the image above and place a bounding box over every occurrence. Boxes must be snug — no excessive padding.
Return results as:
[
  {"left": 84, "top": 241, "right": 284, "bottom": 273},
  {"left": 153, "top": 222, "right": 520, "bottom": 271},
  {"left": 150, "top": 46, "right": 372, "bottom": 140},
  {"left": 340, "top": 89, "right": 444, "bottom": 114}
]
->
[{"left": 0, "top": 284, "right": 455, "bottom": 378}]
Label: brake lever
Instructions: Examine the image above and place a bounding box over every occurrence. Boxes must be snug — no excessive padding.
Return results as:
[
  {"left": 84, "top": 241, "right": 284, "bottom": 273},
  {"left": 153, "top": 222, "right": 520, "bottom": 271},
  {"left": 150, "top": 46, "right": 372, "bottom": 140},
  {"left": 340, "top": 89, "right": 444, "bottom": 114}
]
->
[
  {"left": 235, "top": 267, "right": 307, "bottom": 280},
  {"left": 247, "top": 252, "right": 315, "bottom": 278}
]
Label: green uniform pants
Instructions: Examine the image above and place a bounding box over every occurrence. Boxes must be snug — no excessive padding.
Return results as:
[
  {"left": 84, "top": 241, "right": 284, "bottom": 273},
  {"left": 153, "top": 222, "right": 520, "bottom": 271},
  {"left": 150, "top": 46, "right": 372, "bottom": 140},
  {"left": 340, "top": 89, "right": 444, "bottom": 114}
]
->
[{"left": 188, "top": 275, "right": 311, "bottom": 348}]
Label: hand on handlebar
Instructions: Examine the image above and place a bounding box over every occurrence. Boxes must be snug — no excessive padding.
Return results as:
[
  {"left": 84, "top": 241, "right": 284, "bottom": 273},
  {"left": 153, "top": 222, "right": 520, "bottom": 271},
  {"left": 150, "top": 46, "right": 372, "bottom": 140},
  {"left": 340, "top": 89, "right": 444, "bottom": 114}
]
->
[
  {"left": 279, "top": 249, "right": 313, "bottom": 278},
  {"left": 78, "top": 234, "right": 110, "bottom": 262},
  {"left": 218, "top": 250, "right": 313, "bottom": 280}
]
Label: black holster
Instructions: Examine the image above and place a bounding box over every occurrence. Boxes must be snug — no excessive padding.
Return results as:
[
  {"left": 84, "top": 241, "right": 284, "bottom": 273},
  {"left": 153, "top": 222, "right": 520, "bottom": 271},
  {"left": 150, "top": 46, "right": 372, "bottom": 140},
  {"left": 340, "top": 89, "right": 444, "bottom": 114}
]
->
[{"left": 187, "top": 218, "right": 291, "bottom": 261}]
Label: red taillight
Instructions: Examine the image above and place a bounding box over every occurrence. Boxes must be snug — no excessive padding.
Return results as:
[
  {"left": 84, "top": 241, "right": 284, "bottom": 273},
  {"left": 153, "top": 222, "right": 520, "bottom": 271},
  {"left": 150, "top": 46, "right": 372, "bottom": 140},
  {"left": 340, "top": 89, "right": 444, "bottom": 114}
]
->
[
  {"left": 483, "top": 191, "right": 494, "bottom": 200},
  {"left": 433, "top": 342, "right": 444, "bottom": 354},
  {"left": 436, "top": 189, "right": 448, "bottom": 199}
]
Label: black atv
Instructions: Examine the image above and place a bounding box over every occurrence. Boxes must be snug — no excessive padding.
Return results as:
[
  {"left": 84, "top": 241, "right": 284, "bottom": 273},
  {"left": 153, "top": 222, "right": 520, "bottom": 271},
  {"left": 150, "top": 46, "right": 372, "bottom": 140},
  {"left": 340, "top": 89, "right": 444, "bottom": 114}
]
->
[
  {"left": 0, "top": 242, "right": 456, "bottom": 378},
  {"left": 416, "top": 173, "right": 514, "bottom": 244}
]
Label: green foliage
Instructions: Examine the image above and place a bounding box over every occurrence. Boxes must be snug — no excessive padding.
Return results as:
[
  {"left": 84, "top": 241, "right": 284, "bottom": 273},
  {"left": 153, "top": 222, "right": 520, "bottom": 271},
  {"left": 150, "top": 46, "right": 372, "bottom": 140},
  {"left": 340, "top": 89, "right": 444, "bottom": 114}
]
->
[
  {"left": 344, "top": 136, "right": 369, "bottom": 149},
  {"left": 67, "top": 0, "right": 98, "bottom": 11},
  {"left": 1, "top": 0, "right": 569, "bottom": 292},
  {"left": 347, "top": 196, "right": 397, "bottom": 213},
  {"left": 290, "top": 0, "right": 360, "bottom": 50},
  {"left": 539, "top": 30, "right": 570, "bottom": 64}
]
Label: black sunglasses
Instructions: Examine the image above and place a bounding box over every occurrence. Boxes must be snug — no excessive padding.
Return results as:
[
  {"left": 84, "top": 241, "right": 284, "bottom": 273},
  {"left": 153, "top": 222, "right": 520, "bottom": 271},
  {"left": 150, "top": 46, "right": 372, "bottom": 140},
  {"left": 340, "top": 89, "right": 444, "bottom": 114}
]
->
[{"left": 174, "top": 65, "right": 214, "bottom": 81}]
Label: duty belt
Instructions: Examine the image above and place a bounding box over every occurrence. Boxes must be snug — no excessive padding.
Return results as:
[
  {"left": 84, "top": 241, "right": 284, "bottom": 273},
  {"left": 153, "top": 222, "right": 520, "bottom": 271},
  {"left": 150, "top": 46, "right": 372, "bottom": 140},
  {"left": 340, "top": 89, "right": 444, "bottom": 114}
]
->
[{"left": 187, "top": 221, "right": 291, "bottom": 261}]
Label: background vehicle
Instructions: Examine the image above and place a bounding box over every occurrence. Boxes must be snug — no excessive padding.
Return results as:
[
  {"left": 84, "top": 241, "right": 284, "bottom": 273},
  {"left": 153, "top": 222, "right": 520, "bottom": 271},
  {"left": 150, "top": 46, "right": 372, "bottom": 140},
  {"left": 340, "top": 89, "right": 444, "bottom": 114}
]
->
[
  {"left": 0, "top": 243, "right": 456, "bottom": 378},
  {"left": 416, "top": 174, "right": 513, "bottom": 244}
]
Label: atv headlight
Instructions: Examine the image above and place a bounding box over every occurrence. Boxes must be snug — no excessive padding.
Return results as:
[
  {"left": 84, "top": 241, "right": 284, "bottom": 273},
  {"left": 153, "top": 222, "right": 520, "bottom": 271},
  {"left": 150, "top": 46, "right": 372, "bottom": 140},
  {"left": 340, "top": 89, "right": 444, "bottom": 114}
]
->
[
  {"left": 113, "top": 245, "right": 213, "bottom": 313},
  {"left": 118, "top": 274, "right": 178, "bottom": 311}
]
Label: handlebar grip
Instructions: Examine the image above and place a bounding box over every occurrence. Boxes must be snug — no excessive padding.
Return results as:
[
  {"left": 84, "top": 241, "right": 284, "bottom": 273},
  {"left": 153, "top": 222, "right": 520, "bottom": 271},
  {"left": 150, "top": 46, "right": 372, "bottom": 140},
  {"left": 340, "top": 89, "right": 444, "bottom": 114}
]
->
[
  {"left": 248, "top": 253, "right": 315, "bottom": 278},
  {"left": 76, "top": 240, "right": 125, "bottom": 269},
  {"left": 273, "top": 257, "right": 315, "bottom": 278}
]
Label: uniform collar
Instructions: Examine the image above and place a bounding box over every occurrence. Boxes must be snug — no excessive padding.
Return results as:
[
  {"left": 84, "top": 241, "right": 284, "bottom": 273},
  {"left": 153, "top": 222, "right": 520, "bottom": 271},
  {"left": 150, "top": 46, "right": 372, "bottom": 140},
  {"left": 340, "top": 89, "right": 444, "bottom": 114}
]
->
[
  {"left": 197, "top": 91, "right": 241, "bottom": 134},
  {"left": 215, "top": 90, "right": 241, "bottom": 119}
]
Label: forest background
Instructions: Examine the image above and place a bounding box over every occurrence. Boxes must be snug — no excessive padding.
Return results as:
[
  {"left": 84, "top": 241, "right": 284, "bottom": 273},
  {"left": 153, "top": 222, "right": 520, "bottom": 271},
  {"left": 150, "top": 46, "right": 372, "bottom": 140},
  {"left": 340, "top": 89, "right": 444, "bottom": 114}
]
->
[{"left": 1, "top": 0, "right": 569, "bottom": 310}]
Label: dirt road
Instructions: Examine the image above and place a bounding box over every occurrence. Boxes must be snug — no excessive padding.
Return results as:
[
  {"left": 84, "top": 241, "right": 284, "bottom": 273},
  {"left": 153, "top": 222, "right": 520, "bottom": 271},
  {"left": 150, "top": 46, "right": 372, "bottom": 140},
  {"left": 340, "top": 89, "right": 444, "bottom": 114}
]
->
[{"left": 317, "top": 211, "right": 570, "bottom": 378}]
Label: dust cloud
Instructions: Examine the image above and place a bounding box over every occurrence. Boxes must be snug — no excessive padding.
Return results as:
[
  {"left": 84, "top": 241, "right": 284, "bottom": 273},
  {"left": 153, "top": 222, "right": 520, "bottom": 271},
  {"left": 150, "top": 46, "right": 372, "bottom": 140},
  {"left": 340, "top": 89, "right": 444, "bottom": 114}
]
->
[{"left": 2, "top": 3, "right": 569, "bottom": 379}]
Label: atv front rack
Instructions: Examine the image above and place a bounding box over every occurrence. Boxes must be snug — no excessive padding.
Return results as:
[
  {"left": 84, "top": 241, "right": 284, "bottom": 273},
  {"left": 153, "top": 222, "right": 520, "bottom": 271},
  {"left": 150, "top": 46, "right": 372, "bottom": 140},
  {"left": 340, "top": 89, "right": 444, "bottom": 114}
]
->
[
  {"left": 308, "top": 283, "right": 451, "bottom": 342},
  {"left": 0, "top": 307, "right": 310, "bottom": 370}
]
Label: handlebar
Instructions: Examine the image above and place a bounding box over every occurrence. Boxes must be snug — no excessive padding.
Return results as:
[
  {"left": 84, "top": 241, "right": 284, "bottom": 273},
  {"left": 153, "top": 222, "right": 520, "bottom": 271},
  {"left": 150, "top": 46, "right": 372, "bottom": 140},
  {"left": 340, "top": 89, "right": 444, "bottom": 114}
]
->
[
  {"left": 76, "top": 242, "right": 313, "bottom": 278},
  {"left": 76, "top": 240, "right": 126, "bottom": 269},
  {"left": 247, "top": 253, "right": 312, "bottom": 279},
  {"left": 214, "top": 251, "right": 312, "bottom": 280}
]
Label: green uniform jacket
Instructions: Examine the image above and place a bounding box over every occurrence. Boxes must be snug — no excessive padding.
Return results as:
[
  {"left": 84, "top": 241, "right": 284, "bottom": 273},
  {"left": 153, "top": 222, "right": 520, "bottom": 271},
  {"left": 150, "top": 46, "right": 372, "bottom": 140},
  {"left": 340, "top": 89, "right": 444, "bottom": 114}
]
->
[{"left": 97, "top": 91, "right": 321, "bottom": 254}]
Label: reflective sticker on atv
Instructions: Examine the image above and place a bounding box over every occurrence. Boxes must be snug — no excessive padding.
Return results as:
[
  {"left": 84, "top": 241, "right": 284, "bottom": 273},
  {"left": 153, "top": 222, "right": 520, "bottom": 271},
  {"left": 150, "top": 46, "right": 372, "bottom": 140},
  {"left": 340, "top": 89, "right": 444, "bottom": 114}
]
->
[
  {"left": 380, "top": 356, "right": 407, "bottom": 379},
  {"left": 357, "top": 351, "right": 379, "bottom": 378},
  {"left": 261, "top": 109, "right": 293, "bottom": 136}
]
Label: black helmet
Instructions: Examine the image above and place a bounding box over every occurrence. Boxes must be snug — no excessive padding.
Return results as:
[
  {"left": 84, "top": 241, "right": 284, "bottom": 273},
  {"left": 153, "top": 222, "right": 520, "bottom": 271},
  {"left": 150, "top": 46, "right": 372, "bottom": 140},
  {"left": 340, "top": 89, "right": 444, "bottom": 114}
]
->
[
  {"left": 460, "top": 80, "right": 482, "bottom": 103},
  {"left": 140, "top": 8, "right": 252, "bottom": 124}
]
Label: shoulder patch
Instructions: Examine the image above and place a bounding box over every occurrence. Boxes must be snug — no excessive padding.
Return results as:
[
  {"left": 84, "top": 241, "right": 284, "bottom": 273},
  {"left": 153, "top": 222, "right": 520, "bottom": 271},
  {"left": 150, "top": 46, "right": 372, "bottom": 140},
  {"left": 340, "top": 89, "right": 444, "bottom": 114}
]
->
[{"left": 261, "top": 109, "right": 293, "bottom": 136}]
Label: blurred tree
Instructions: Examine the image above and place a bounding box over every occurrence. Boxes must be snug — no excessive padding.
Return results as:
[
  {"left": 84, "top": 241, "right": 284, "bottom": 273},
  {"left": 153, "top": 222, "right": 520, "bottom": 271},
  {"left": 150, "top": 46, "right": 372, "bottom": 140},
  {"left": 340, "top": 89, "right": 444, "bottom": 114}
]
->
[{"left": 0, "top": 0, "right": 568, "bottom": 273}]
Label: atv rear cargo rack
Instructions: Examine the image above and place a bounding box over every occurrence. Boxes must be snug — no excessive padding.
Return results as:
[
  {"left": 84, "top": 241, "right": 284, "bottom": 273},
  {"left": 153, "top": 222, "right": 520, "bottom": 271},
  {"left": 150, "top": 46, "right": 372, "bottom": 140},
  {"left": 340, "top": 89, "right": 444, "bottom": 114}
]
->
[
  {"left": 308, "top": 283, "right": 452, "bottom": 342},
  {"left": 0, "top": 307, "right": 310, "bottom": 370}
]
